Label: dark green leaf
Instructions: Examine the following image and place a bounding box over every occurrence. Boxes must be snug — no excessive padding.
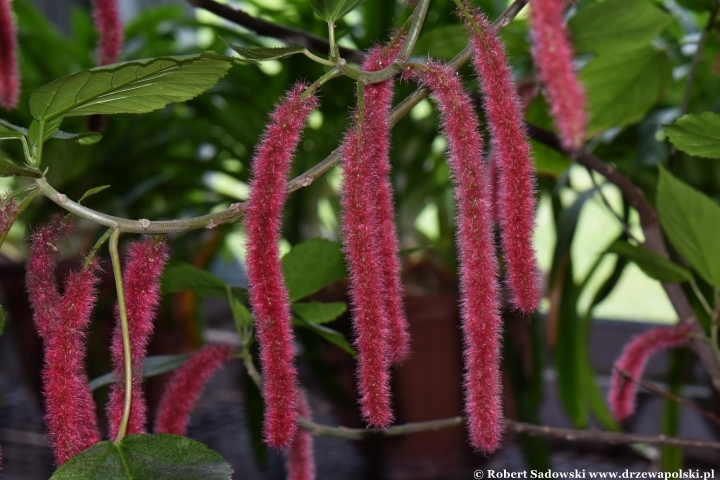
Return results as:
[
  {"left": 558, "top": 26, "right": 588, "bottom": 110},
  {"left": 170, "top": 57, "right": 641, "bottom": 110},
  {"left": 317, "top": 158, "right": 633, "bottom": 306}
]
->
[
  {"left": 88, "top": 354, "right": 192, "bottom": 391},
  {"left": 309, "top": 0, "right": 366, "bottom": 22},
  {"left": 293, "top": 301, "right": 346, "bottom": 324},
  {"left": 161, "top": 261, "right": 228, "bottom": 297},
  {"left": 664, "top": 112, "right": 720, "bottom": 159},
  {"left": 282, "top": 238, "right": 346, "bottom": 302},
  {"left": 581, "top": 47, "right": 672, "bottom": 134},
  {"left": 675, "top": 0, "right": 714, "bottom": 10},
  {"left": 225, "top": 43, "right": 307, "bottom": 62},
  {"left": 414, "top": 25, "right": 466, "bottom": 60},
  {"left": 50, "top": 434, "right": 232, "bottom": 479},
  {"left": 657, "top": 167, "right": 720, "bottom": 286},
  {"left": 0, "top": 157, "right": 42, "bottom": 178},
  {"left": 294, "top": 316, "right": 355, "bottom": 355},
  {"left": 569, "top": 0, "right": 673, "bottom": 54},
  {"left": 607, "top": 240, "right": 692, "bottom": 283},
  {"left": 28, "top": 118, "right": 63, "bottom": 147},
  {"left": 78, "top": 185, "right": 110, "bottom": 204},
  {"left": 30, "top": 52, "right": 233, "bottom": 121}
]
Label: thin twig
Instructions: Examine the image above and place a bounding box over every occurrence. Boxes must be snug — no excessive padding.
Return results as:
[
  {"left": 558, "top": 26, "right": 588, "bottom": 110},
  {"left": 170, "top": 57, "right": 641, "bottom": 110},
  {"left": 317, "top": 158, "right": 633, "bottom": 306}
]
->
[
  {"left": 584, "top": 167, "right": 639, "bottom": 243},
  {"left": 615, "top": 368, "right": 720, "bottom": 428}
]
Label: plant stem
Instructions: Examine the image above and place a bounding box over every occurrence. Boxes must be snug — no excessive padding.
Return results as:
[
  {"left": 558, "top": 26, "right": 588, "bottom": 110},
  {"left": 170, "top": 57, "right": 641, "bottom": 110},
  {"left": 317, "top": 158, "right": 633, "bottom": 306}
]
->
[
  {"left": 84, "top": 228, "right": 113, "bottom": 268},
  {"left": 109, "top": 228, "right": 132, "bottom": 443},
  {"left": 302, "top": 49, "right": 335, "bottom": 66}
]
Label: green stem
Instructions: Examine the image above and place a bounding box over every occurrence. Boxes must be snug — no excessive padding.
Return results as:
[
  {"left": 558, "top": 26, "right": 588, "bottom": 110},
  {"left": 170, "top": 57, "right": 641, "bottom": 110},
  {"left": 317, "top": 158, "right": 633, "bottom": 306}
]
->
[
  {"left": 302, "top": 67, "right": 342, "bottom": 99},
  {"left": 84, "top": 228, "right": 113, "bottom": 269},
  {"left": 302, "top": 49, "right": 335, "bottom": 67},
  {"left": 328, "top": 21, "right": 338, "bottom": 60},
  {"left": 690, "top": 277, "right": 713, "bottom": 318},
  {"left": 110, "top": 228, "right": 133, "bottom": 443},
  {"left": 34, "top": 121, "right": 45, "bottom": 166}
]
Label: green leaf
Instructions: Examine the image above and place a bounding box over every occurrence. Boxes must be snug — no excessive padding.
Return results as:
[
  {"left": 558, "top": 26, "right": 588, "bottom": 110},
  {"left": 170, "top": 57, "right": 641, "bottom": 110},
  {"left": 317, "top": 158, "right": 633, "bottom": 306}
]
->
[
  {"left": 293, "top": 301, "right": 346, "bottom": 324},
  {"left": 56, "top": 131, "right": 103, "bottom": 145},
  {"left": 657, "top": 167, "right": 720, "bottom": 286},
  {"left": 607, "top": 240, "right": 693, "bottom": 283},
  {"left": 28, "top": 118, "right": 63, "bottom": 147},
  {"left": 228, "top": 286, "right": 253, "bottom": 345},
  {"left": 581, "top": 47, "right": 672, "bottom": 134},
  {"left": 161, "top": 261, "right": 228, "bottom": 297},
  {"left": 675, "top": 0, "right": 714, "bottom": 10},
  {"left": 225, "top": 43, "right": 307, "bottom": 62},
  {"left": 88, "top": 354, "right": 192, "bottom": 391},
  {"left": 50, "top": 434, "right": 232, "bottom": 479},
  {"left": 282, "top": 238, "right": 346, "bottom": 302},
  {"left": 0, "top": 157, "right": 42, "bottom": 178},
  {"left": 30, "top": 52, "right": 233, "bottom": 121},
  {"left": 569, "top": 0, "right": 673, "bottom": 54},
  {"left": 664, "top": 112, "right": 720, "bottom": 159},
  {"left": 414, "top": 25, "right": 466, "bottom": 60},
  {"left": 78, "top": 185, "right": 110, "bottom": 204},
  {"left": 294, "top": 316, "right": 355, "bottom": 355},
  {"left": 309, "top": 0, "right": 366, "bottom": 22}
]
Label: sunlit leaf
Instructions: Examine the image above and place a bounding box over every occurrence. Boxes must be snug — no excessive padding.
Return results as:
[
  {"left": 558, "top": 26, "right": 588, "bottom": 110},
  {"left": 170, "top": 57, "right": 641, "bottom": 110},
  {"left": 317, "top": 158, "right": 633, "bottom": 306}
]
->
[
  {"left": 309, "top": 0, "right": 366, "bottom": 22},
  {"left": 161, "top": 261, "right": 228, "bottom": 297},
  {"left": 664, "top": 112, "right": 720, "bottom": 159},
  {"left": 607, "top": 240, "right": 693, "bottom": 283},
  {"left": 224, "top": 43, "right": 306, "bottom": 62}
]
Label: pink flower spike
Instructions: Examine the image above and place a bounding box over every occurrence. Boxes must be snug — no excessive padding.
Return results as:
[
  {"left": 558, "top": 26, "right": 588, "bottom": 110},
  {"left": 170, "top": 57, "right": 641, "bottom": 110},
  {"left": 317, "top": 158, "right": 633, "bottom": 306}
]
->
[
  {"left": 609, "top": 324, "right": 692, "bottom": 422},
  {"left": 285, "top": 390, "right": 315, "bottom": 480},
  {"left": 92, "top": 0, "right": 123, "bottom": 66},
  {"left": 244, "top": 84, "right": 317, "bottom": 447},
  {"left": 361, "top": 41, "right": 410, "bottom": 364},
  {"left": 107, "top": 239, "right": 169, "bottom": 438},
  {"left": 529, "top": 0, "right": 587, "bottom": 151},
  {"left": 0, "top": 0, "right": 19, "bottom": 110},
  {"left": 43, "top": 261, "right": 102, "bottom": 465},
  {"left": 465, "top": 9, "right": 541, "bottom": 313},
  {"left": 0, "top": 199, "right": 19, "bottom": 239},
  {"left": 154, "top": 344, "right": 234, "bottom": 436},
  {"left": 409, "top": 61, "right": 503, "bottom": 453}
]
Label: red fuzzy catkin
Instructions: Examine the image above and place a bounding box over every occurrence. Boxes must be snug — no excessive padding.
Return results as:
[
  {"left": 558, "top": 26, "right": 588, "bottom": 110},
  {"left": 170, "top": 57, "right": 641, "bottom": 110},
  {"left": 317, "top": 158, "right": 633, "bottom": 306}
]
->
[
  {"left": 0, "top": 0, "right": 19, "bottom": 110},
  {"left": 609, "top": 324, "right": 692, "bottom": 422},
  {"left": 92, "top": 0, "right": 123, "bottom": 66},
  {"left": 362, "top": 39, "right": 411, "bottom": 365},
  {"left": 107, "top": 239, "right": 169, "bottom": 438},
  {"left": 529, "top": 0, "right": 587, "bottom": 151},
  {"left": 0, "top": 198, "right": 18, "bottom": 240},
  {"left": 409, "top": 61, "right": 503, "bottom": 452},
  {"left": 154, "top": 344, "right": 234, "bottom": 436},
  {"left": 245, "top": 84, "right": 317, "bottom": 447},
  {"left": 26, "top": 218, "right": 102, "bottom": 465},
  {"left": 284, "top": 390, "right": 315, "bottom": 480},
  {"left": 465, "top": 9, "right": 540, "bottom": 313}
]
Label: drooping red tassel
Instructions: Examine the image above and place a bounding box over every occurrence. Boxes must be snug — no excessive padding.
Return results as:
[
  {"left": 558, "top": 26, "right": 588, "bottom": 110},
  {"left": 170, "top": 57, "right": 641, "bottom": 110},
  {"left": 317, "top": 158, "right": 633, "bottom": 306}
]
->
[
  {"left": 245, "top": 84, "right": 317, "bottom": 447},
  {"left": 92, "top": 0, "right": 123, "bottom": 66},
  {"left": 409, "top": 61, "right": 503, "bottom": 453},
  {"left": 107, "top": 239, "right": 169, "bottom": 438},
  {"left": 154, "top": 344, "right": 234, "bottom": 436},
  {"left": 529, "top": 0, "right": 587, "bottom": 151},
  {"left": 285, "top": 390, "right": 315, "bottom": 480},
  {"left": 609, "top": 324, "right": 691, "bottom": 421},
  {"left": 465, "top": 8, "right": 541, "bottom": 313},
  {"left": 0, "top": 0, "right": 19, "bottom": 110},
  {"left": 362, "top": 39, "right": 411, "bottom": 364}
]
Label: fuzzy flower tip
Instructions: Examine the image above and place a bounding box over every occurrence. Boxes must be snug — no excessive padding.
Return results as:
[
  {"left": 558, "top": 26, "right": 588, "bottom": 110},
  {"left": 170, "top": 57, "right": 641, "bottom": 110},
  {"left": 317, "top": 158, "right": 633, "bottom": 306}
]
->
[
  {"left": 107, "top": 239, "right": 169, "bottom": 438},
  {"left": 285, "top": 390, "right": 315, "bottom": 480},
  {"left": 245, "top": 84, "right": 317, "bottom": 448},
  {"left": 409, "top": 61, "right": 503, "bottom": 453},
  {"left": 0, "top": 0, "right": 19, "bottom": 110},
  {"left": 92, "top": 0, "right": 123, "bottom": 66},
  {"left": 609, "top": 324, "right": 692, "bottom": 422},
  {"left": 465, "top": 9, "right": 541, "bottom": 313},
  {"left": 529, "top": 0, "right": 587, "bottom": 151},
  {"left": 154, "top": 344, "right": 234, "bottom": 436},
  {"left": 0, "top": 198, "right": 18, "bottom": 239},
  {"left": 362, "top": 39, "right": 411, "bottom": 365}
]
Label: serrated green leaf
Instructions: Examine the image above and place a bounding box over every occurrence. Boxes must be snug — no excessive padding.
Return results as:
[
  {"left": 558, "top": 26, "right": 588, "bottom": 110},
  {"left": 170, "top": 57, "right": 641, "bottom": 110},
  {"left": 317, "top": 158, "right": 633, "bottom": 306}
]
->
[
  {"left": 50, "top": 434, "right": 232, "bottom": 479},
  {"left": 657, "top": 167, "right": 720, "bottom": 286},
  {"left": 664, "top": 112, "right": 720, "bottom": 159},
  {"left": 293, "top": 301, "right": 346, "bottom": 324},
  {"left": 309, "top": 0, "right": 366, "bottom": 22},
  {"left": 569, "top": 0, "right": 673, "bottom": 54},
  {"left": 414, "top": 25, "right": 466, "bottom": 60},
  {"left": 88, "top": 354, "right": 192, "bottom": 391},
  {"left": 78, "top": 185, "right": 110, "bottom": 204},
  {"left": 0, "top": 157, "right": 41, "bottom": 178},
  {"left": 30, "top": 52, "right": 233, "bottom": 121},
  {"left": 282, "top": 238, "right": 346, "bottom": 302},
  {"left": 581, "top": 47, "right": 672, "bottom": 134},
  {"left": 225, "top": 43, "right": 306, "bottom": 62},
  {"left": 161, "top": 261, "right": 228, "bottom": 297},
  {"left": 607, "top": 240, "right": 693, "bottom": 283},
  {"left": 294, "top": 316, "right": 355, "bottom": 355}
]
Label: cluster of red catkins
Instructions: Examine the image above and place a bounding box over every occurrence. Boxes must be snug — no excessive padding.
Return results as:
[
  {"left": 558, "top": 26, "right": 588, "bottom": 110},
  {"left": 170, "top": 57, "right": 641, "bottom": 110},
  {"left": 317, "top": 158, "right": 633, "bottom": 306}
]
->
[{"left": 244, "top": 1, "right": 587, "bottom": 455}]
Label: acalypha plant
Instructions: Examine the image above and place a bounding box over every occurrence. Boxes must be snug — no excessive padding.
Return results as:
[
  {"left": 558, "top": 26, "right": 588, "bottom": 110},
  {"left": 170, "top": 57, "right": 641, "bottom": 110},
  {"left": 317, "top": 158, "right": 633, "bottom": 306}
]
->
[{"left": 1, "top": 0, "right": 719, "bottom": 477}]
